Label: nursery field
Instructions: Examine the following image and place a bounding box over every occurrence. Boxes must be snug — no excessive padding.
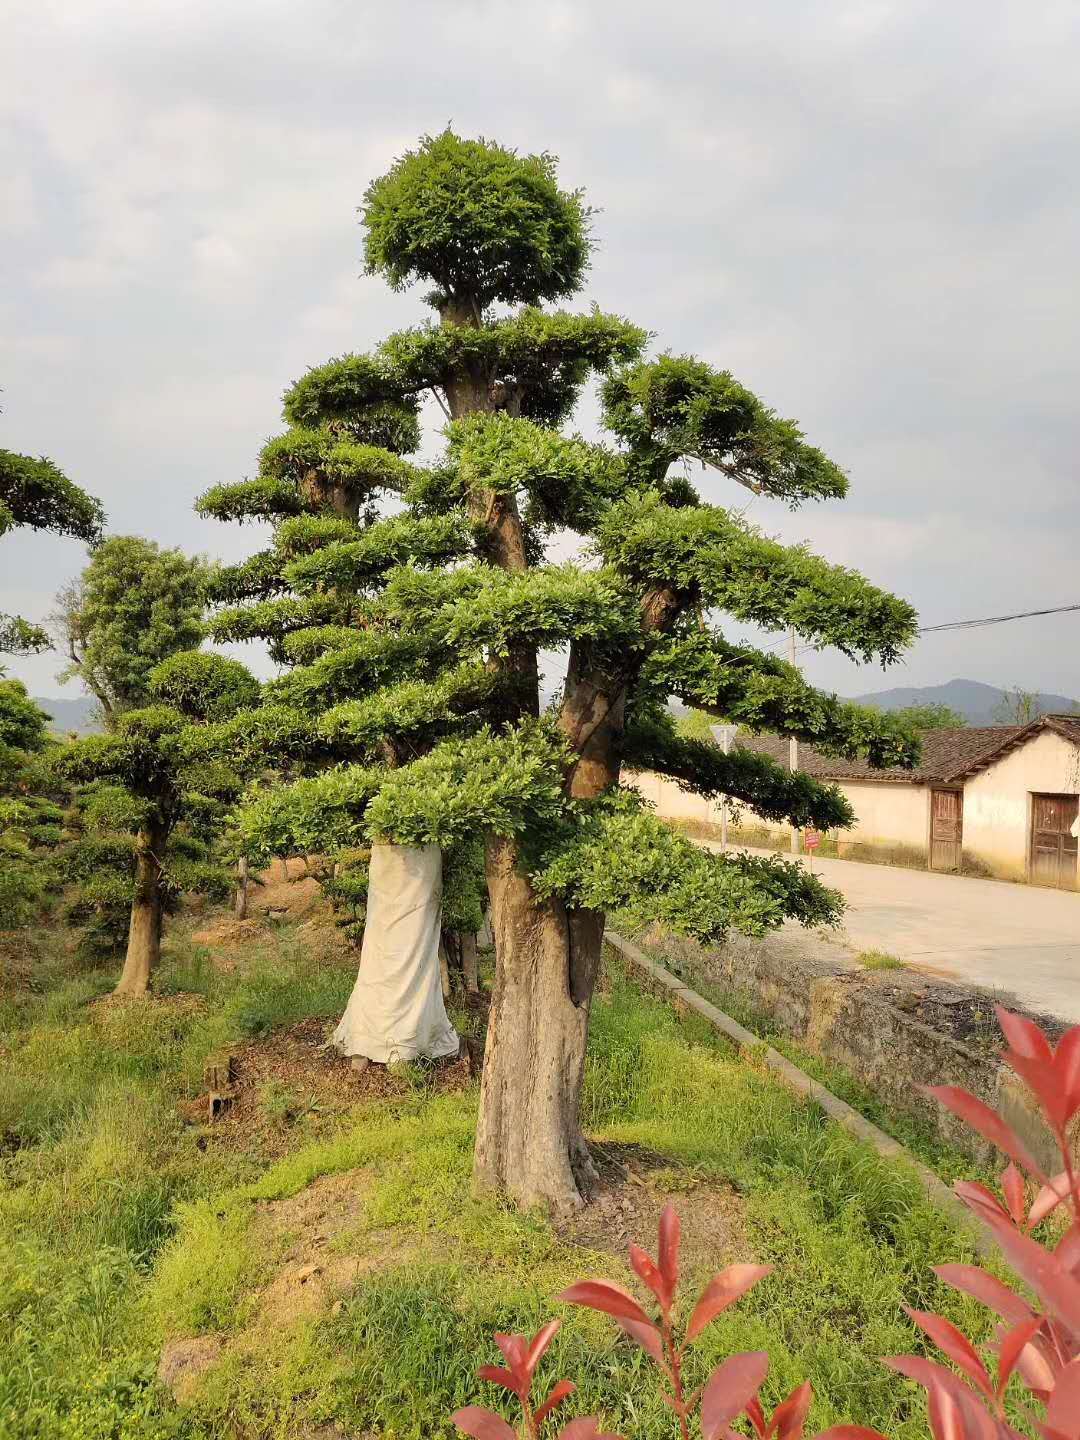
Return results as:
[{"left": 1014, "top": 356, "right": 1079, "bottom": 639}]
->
[{"left": 0, "top": 891, "right": 992, "bottom": 1440}]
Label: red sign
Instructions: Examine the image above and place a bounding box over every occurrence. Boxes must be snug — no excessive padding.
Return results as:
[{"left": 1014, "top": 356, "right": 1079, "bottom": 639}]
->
[{"left": 804, "top": 829, "right": 821, "bottom": 850}]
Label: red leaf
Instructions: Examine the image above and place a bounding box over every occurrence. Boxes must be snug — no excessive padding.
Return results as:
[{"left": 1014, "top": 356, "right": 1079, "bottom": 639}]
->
[
  {"left": 1047, "top": 1357, "right": 1080, "bottom": 1440},
  {"left": 954, "top": 1181, "right": 1010, "bottom": 1224},
  {"left": 996, "top": 1007, "right": 1054, "bottom": 1063},
  {"left": 558, "top": 1420, "right": 623, "bottom": 1440},
  {"left": 1054, "top": 1028, "right": 1080, "bottom": 1123},
  {"left": 687, "top": 1265, "right": 774, "bottom": 1343},
  {"left": 558, "top": 1281, "right": 652, "bottom": 1327},
  {"left": 526, "top": 1321, "right": 562, "bottom": 1376},
  {"left": 1004, "top": 1054, "right": 1070, "bottom": 1134},
  {"left": 1057, "top": 1226, "right": 1080, "bottom": 1276},
  {"left": 905, "top": 1308, "right": 994, "bottom": 1398},
  {"left": 997, "top": 1315, "right": 1045, "bottom": 1396},
  {"left": 477, "top": 1366, "right": 519, "bottom": 1395},
  {"left": 1015, "top": 1334, "right": 1058, "bottom": 1395},
  {"left": 933, "top": 1264, "right": 1034, "bottom": 1326},
  {"left": 658, "top": 1204, "right": 680, "bottom": 1301},
  {"left": 616, "top": 1317, "right": 667, "bottom": 1368},
  {"left": 926, "top": 1086, "right": 1044, "bottom": 1177},
  {"left": 700, "top": 1351, "right": 770, "bottom": 1440},
  {"left": 813, "top": 1431, "right": 889, "bottom": 1440},
  {"left": 1031, "top": 1174, "right": 1076, "bottom": 1228},
  {"left": 767, "top": 1380, "right": 813, "bottom": 1440},
  {"left": 747, "top": 1396, "right": 768, "bottom": 1440},
  {"left": 535, "top": 1380, "right": 576, "bottom": 1425},
  {"left": 1003, "top": 1165, "right": 1027, "bottom": 1227},
  {"left": 883, "top": 1359, "right": 997, "bottom": 1440},
  {"left": 452, "top": 1406, "right": 517, "bottom": 1440},
  {"left": 983, "top": 1221, "right": 1080, "bottom": 1334},
  {"left": 495, "top": 1333, "right": 528, "bottom": 1375},
  {"left": 628, "top": 1245, "right": 667, "bottom": 1308}
]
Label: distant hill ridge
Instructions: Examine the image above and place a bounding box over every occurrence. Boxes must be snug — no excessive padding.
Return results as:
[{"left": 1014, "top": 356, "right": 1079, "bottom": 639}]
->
[
  {"left": 850, "top": 678, "right": 1079, "bottom": 727},
  {"left": 31, "top": 694, "right": 103, "bottom": 735}
]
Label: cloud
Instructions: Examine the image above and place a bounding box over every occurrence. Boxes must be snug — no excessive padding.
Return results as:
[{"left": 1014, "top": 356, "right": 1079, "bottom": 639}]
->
[{"left": 2, "top": 0, "right": 1078, "bottom": 703}]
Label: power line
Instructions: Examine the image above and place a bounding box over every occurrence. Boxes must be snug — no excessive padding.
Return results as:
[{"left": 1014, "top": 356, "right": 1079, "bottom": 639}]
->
[
  {"left": 919, "top": 602, "right": 1080, "bottom": 634},
  {"left": 733, "top": 600, "right": 1080, "bottom": 664}
]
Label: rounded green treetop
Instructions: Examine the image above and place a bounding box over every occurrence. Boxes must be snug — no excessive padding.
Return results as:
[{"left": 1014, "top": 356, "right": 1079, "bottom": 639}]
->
[{"left": 361, "top": 130, "right": 592, "bottom": 313}]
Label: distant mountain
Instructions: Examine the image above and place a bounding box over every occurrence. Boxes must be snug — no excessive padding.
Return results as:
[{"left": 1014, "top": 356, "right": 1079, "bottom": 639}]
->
[
  {"left": 32, "top": 694, "right": 103, "bottom": 736},
  {"left": 850, "top": 678, "right": 1079, "bottom": 727}
]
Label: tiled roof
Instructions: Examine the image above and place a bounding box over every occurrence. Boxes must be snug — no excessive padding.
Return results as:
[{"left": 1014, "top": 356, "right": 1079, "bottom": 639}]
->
[{"left": 733, "top": 714, "right": 1080, "bottom": 786}]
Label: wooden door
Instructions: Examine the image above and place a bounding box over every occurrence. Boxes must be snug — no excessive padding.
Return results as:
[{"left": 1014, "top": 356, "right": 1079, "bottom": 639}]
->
[
  {"left": 1030, "top": 794, "right": 1079, "bottom": 889},
  {"left": 930, "top": 789, "right": 963, "bottom": 872}
]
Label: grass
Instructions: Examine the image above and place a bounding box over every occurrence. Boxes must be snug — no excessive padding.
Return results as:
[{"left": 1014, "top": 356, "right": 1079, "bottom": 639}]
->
[
  {"left": 602, "top": 915, "right": 993, "bottom": 1188},
  {"left": 858, "top": 950, "right": 905, "bottom": 971},
  {"left": 0, "top": 911, "right": 999, "bottom": 1440}
]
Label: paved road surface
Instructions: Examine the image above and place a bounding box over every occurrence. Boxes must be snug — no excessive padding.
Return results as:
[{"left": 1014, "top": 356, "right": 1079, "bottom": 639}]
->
[{"left": 698, "top": 841, "right": 1080, "bottom": 1022}]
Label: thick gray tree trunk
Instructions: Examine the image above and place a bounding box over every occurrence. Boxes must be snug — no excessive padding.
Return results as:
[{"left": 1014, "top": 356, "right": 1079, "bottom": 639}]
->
[{"left": 473, "top": 837, "right": 604, "bottom": 1212}]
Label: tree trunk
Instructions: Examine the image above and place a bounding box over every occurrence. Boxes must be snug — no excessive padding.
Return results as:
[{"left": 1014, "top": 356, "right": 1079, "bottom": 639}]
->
[
  {"left": 473, "top": 836, "right": 604, "bottom": 1213},
  {"left": 115, "top": 821, "right": 165, "bottom": 996},
  {"left": 461, "top": 931, "right": 479, "bottom": 994},
  {"left": 234, "top": 856, "right": 248, "bottom": 920}
]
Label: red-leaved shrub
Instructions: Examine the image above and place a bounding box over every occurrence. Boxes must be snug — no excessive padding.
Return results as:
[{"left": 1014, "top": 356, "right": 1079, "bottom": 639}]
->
[{"left": 452, "top": 1006, "right": 1080, "bottom": 1439}]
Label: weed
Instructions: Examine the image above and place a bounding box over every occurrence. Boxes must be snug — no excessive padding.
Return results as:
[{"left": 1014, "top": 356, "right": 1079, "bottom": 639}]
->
[{"left": 858, "top": 950, "right": 904, "bottom": 971}]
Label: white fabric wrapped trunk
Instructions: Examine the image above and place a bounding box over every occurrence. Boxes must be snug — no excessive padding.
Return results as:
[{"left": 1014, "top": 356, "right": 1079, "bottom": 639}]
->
[{"left": 333, "top": 841, "right": 459, "bottom": 1064}]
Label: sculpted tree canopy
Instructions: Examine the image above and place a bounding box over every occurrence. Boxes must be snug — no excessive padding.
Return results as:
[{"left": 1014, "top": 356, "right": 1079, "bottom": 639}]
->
[
  {"left": 0, "top": 447, "right": 104, "bottom": 655},
  {"left": 202, "top": 129, "right": 919, "bottom": 1212}
]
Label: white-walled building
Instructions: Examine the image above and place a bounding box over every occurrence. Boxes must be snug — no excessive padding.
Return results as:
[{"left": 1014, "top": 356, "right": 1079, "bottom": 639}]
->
[{"left": 628, "top": 714, "right": 1080, "bottom": 888}]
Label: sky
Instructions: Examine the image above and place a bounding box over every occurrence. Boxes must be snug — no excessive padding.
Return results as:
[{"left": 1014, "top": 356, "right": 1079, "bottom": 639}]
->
[{"left": 2, "top": 0, "right": 1079, "bottom": 703}]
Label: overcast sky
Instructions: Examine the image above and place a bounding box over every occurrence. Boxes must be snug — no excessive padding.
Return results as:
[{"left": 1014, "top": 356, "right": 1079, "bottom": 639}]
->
[{"left": 3, "top": 0, "right": 1079, "bottom": 703}]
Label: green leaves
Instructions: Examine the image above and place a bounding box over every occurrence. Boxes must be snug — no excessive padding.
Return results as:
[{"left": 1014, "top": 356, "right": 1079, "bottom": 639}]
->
[
  {"left": 0, "top": 448, "right": 105, "bottom": 544},
  {"left": 601, "top": 356, "right": 848, "bottom": 504},
  {"left": 282, "top": 366, "right": 420, "bottom": 448},
  {"left": 56, "top": 536, "right": 210, "bottom": 715},
  {"left": 382, "top": 562, "right": 641, "bottom": 657},
  {"left": 598, "top": 492, "right": 918, "bottom": 664},
  {"left": 149, "top": 651, "right": 261, "bottom": 723},
  {"left": 640, "top": 631, "right": 921, "bottom": 767},
  {"left": 318, "top": 664, "right": 499, "bottom": 757},
  {"left": 365, "top": 726, "right": 568, "bottom": 846},
  {"left": 621, "top": 711, "right": 855, "bottom": 829},
  {"left": 379, "top": 307, "right": 646, "bottom": 427},
  {"left": 449, "top": 413, "right": 628, "bottom": 532},
  {"left": 234, "top": 765, "right": 385, "bottom": 865},
  {"left": 361, "top": 129, "right": 592, "bottom": 311},
  {"left": 531, "top": 794, "right": 843, "bottom": 941},
  {"left": 284, "top": 513, "right": 475, "bottom": 595}
]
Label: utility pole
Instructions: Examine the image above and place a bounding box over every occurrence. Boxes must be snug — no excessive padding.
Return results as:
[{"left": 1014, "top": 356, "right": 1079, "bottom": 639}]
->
[
  {"left": 788, "top": 626, "right": 802, "bottom": 856},
  {"left": 710, "top": 723, "right": 738, "bottom": 850}
]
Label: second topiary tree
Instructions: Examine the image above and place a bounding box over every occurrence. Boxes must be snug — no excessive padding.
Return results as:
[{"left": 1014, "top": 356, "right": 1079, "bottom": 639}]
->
[{"left": 206, "top": 130, "right": 920, "bottom": 1211}]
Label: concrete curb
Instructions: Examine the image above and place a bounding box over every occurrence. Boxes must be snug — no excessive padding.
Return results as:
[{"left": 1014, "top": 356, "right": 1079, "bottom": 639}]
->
[{"left": 604, "top": 929, "right": 997, "bottom": 1257}]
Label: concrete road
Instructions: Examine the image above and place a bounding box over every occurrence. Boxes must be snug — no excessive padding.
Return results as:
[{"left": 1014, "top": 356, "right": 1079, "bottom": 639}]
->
[{"left": 698, "top": 841, "right": 1080, "bottom": 1022}]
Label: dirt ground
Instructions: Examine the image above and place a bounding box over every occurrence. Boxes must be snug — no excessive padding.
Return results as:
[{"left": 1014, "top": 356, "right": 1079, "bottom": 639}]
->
[
  {"left": 179, "top": 1016, "right": 473, "bottom": 1157},
  {"left": 560, "top": 1140, "right": 749, "bottom": 1276}
]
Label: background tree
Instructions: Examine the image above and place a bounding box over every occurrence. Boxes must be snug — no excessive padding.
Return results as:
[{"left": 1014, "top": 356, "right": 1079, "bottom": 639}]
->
[
  {"left": 0, "top": 680, "right": 65, "bottom": 926},
  {"left": 51, "top": 536, "right": 208, "bottom": 727},
  {"left": 208, "top": 130, "right": 919, "bottom": 1211},
  {"left": 993, "top": 685, "right": 1041, "bottom": 726},
  {"left": 885, "top": 702, "right": 966, "bottom": 732},
  {"left": 0, "top": 448, "right": 104, "bottom": 654},
  {"left": 52, "top": 652, "right": 260, "bottom": 995}
]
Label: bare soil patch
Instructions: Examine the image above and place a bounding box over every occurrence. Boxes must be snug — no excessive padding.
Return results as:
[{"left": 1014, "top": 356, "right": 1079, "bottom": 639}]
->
[
  {"left": 160, "top": 1168, "right": 418, "bottom": 1401},
  {"left": 180, "top": 1017, "right": 472, "bottom": 1156},
  {"left": 562, "top": 1141, "right": 749, "bottom": 1278}
]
